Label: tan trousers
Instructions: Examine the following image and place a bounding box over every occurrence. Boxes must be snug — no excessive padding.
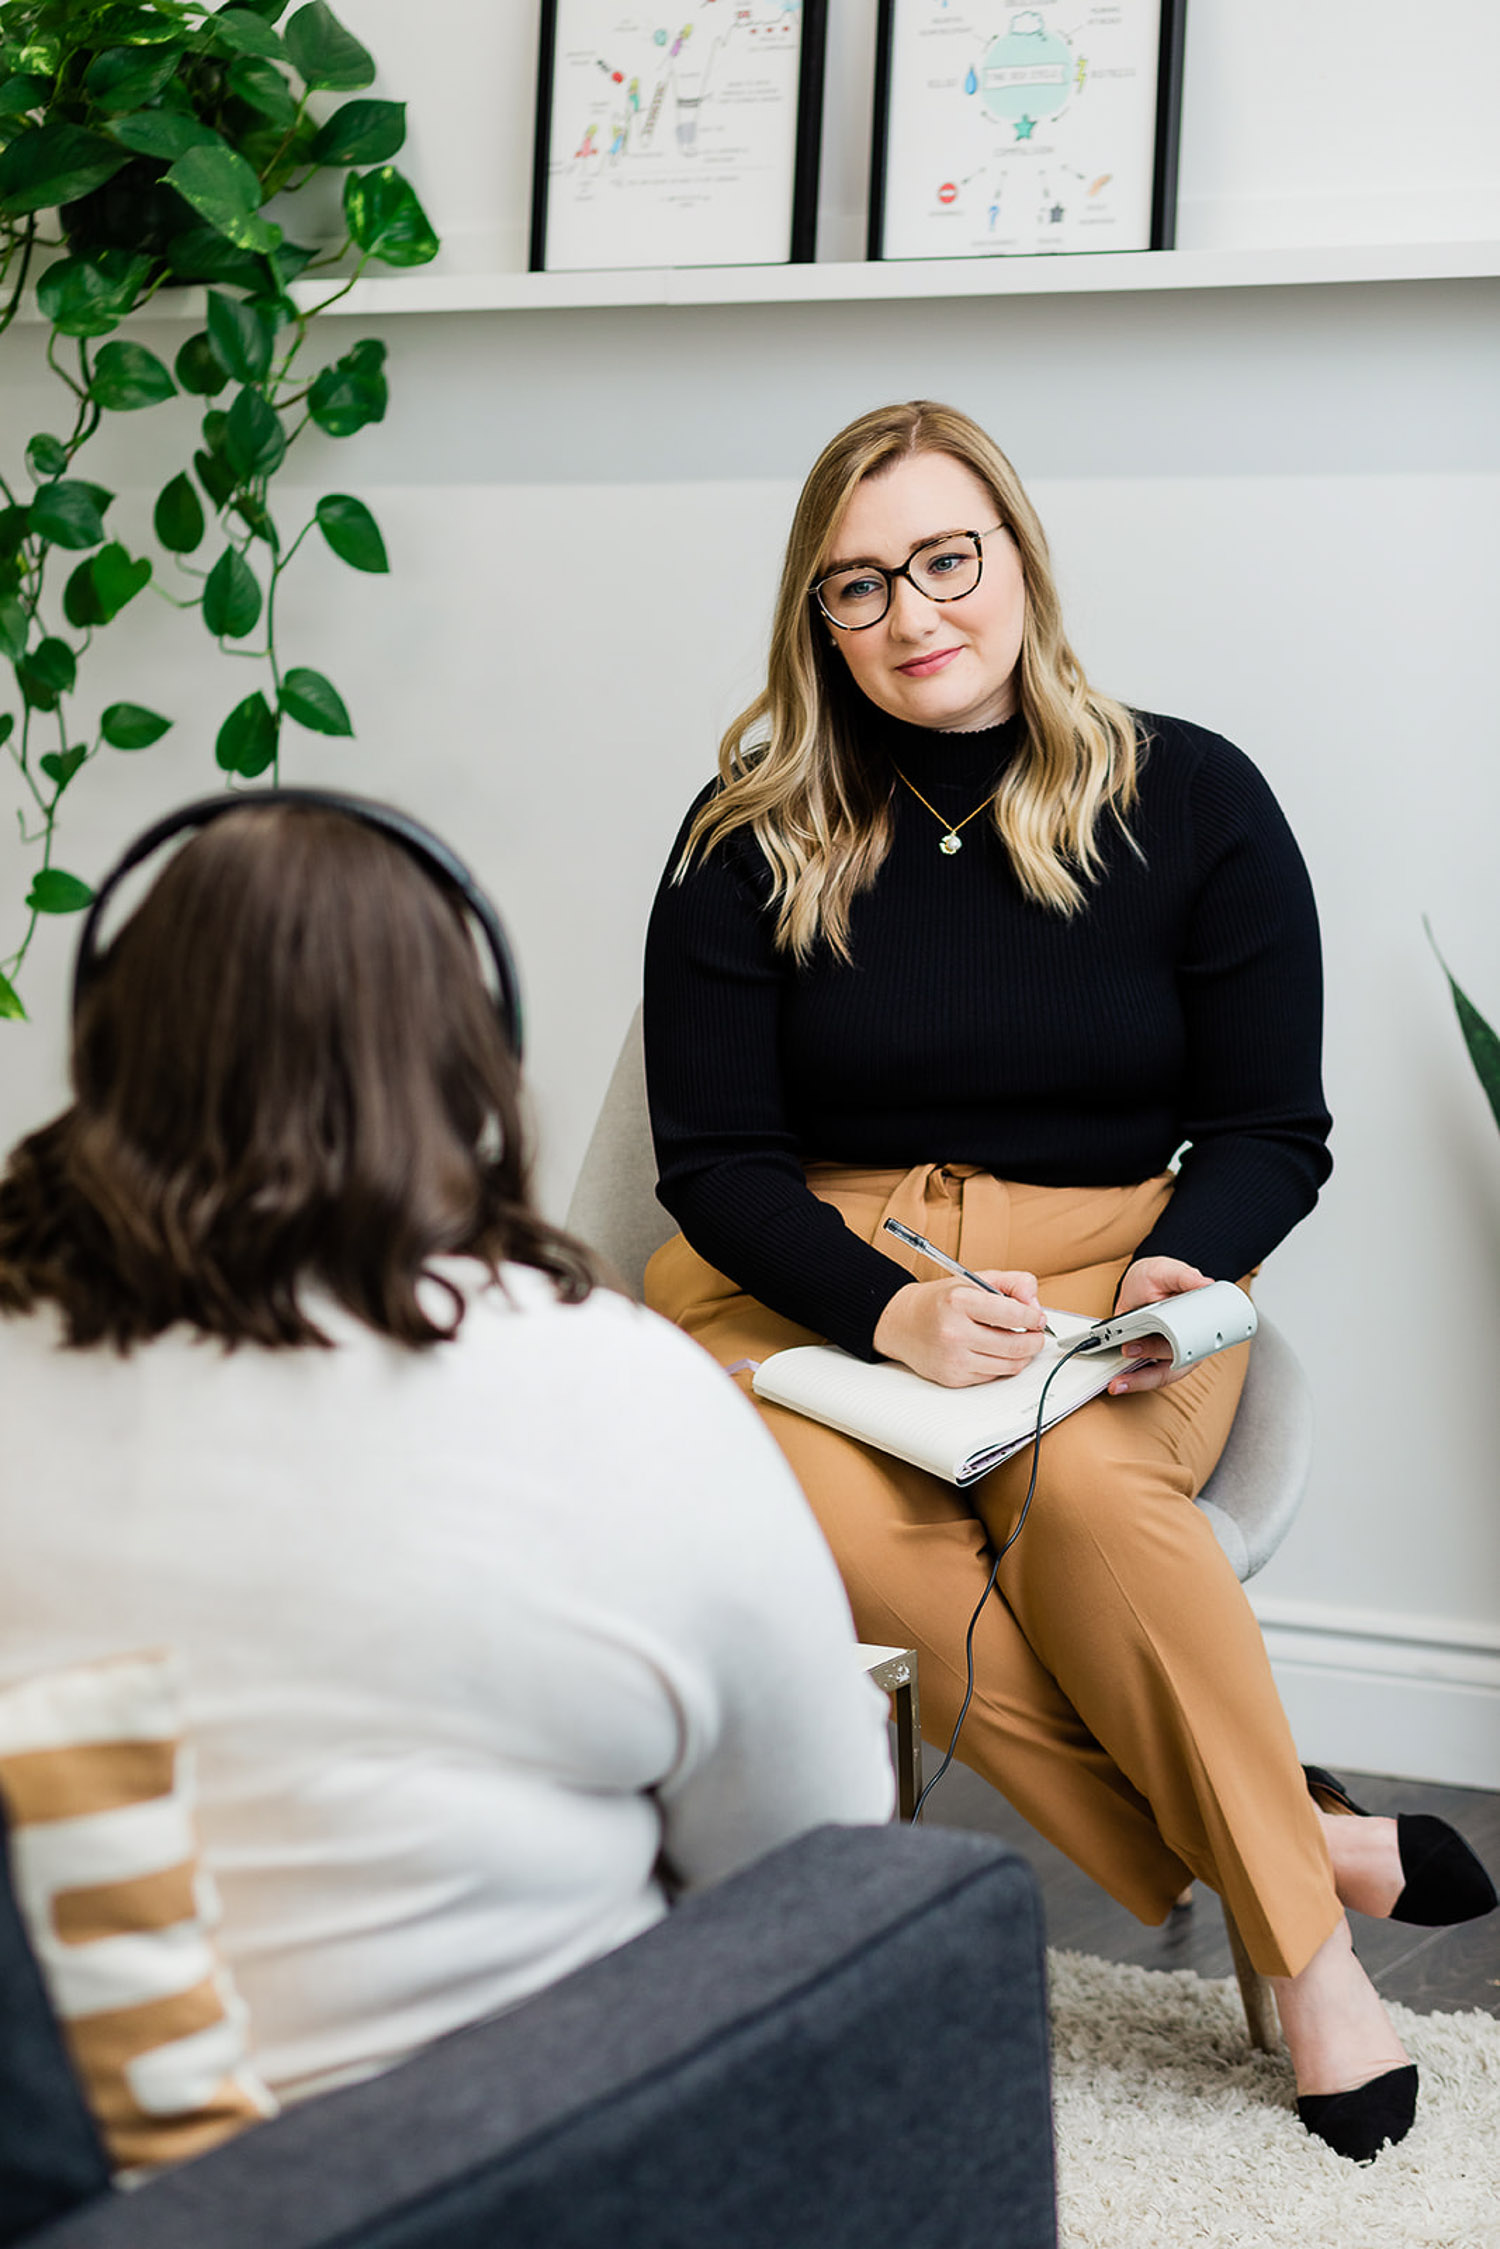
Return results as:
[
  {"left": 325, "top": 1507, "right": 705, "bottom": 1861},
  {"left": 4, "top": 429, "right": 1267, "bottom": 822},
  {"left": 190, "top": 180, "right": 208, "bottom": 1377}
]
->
[{"left": 646, "top": 1162, "right": 1340, "bottom": 1977}]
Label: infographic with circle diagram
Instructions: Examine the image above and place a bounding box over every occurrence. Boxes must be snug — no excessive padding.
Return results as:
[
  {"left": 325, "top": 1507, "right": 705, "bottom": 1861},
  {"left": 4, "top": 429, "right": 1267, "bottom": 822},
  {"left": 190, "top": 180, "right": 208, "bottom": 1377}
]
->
[
  {"left": 877, "top": 0, "right": 1167, "bottom": 259},
  {"left": 537, "top": 3, "right": 812, "bottom": 271}
]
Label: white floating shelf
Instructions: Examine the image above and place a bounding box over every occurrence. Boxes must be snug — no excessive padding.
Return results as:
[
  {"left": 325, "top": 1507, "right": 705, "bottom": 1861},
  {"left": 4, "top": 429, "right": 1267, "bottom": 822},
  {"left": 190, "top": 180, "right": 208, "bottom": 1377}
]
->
[
  {"left": 12, "top": 238, "right": 1495, "bottom": 326},
  {"left": 288, "top": 237, "right": 1500, "bottom": 318}
]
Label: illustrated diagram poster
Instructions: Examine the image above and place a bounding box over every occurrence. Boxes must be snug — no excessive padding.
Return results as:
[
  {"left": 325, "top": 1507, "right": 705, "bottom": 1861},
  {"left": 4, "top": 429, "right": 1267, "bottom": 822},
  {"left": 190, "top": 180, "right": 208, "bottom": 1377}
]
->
[
  {"left": 532, "top": 3, "right": 825, "bottom": 272},
  {"left": 871, "top": 0, "right": 1183, "bottom": 260}
]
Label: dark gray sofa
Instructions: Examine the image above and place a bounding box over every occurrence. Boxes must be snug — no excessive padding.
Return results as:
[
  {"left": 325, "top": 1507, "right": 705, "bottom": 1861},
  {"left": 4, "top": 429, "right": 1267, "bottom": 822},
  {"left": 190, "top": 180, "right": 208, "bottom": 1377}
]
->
[{"left": 27, "top": 1822, "right": 1055, "bottom": 2249}]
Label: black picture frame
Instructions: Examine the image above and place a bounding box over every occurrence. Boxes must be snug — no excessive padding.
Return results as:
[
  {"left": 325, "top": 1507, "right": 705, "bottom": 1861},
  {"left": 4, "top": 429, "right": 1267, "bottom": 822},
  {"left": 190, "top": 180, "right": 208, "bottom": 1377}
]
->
[
  {"left": 531, "top": 1, "right": 828, "bottom": 274},
  {"left": 869, "top": 0, "right": 1187, "bottom": 263}
]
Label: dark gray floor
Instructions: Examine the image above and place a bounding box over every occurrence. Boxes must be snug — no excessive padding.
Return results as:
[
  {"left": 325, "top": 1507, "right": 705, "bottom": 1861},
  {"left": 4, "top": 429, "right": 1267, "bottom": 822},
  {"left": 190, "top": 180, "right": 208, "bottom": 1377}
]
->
[{"left": 923, "top": 1759, "right": 1500, "bottom": 2017}]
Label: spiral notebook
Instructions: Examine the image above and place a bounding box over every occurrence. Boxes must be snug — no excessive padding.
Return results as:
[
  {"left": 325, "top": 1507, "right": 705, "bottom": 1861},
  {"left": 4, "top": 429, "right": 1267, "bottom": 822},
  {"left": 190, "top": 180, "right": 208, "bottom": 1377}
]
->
[{"left": 750, "top": 1307, "right": 1128, "bottom": 1488}]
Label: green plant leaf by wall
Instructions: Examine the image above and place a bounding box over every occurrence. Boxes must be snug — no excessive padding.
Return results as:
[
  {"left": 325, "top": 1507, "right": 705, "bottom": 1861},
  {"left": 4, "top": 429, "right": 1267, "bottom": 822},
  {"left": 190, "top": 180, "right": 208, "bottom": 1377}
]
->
[
  {"left": 281, "top": 667, "right": 351, "bottom": 734},
  {"left": 315, "top": 494, "right": 388, "bottom": 572},
  {"left": 285, "top": 2, "right": 375, "bottom": 91},
  {"left": 90, "top": 340, "right": 176, "bottom": 411},
  {"left": 203, "top": 548, "right": 263, "bottom": 639},
  {"left": 1426, "top": 921, "right": 1500, "bottom": 1137},
  {"left": 102, "top": 704, "right": 172, "bottom": 751},
  {"left": 0, "top": 122, "right": 130, "bottom": 212},
  {"left": 26, "top": 869, "right": 94, "bottom": 915}
]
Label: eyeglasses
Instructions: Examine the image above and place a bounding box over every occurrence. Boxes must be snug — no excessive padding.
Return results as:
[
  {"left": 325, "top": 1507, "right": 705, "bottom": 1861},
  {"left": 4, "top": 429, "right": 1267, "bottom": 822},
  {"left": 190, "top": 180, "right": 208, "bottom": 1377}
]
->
[{"left": 813, "top": 526, "right": 1006, "bottom": 631}]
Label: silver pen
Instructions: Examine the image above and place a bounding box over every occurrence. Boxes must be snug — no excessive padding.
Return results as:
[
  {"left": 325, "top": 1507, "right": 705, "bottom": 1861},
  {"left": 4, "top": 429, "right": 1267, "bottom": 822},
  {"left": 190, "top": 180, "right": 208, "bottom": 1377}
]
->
[{"left": 882, "top": 1218, "right": 1057, "bottom": 1338}]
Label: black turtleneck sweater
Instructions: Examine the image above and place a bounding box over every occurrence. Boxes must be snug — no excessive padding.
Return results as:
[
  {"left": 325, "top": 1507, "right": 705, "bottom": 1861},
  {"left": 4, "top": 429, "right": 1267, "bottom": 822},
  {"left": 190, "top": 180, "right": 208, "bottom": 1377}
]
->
[{"left": 643, "top": 707, "right": 1331, "bottom": 1361}]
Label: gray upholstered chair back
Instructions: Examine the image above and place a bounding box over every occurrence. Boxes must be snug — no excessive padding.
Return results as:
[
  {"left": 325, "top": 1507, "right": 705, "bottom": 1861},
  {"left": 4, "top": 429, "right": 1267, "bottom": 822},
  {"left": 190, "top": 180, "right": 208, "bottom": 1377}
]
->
[{"left": 565, "top": 1007, "right": 1312, "bottom": 1585}]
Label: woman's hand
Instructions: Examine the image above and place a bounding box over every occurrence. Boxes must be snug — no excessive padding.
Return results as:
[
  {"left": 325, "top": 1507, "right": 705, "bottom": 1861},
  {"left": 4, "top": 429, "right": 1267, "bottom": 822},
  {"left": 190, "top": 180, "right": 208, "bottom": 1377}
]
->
[
  {"left": 873, "top": 1271, "right": 1047, "bottom": 1389},
  {"left": 1105, "top": 1256, "right": 1214, "bottom": 1395}
]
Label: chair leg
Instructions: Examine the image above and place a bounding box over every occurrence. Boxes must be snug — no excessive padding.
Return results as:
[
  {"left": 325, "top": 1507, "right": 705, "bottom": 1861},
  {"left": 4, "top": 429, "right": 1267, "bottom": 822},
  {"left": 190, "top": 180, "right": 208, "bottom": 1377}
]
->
[
  {"left": 856, "top": 1647, "right": 923, "bottom": 1822},
  {"left": 1224, "top": 1902, "right": 1280, "bottom": 2053}
]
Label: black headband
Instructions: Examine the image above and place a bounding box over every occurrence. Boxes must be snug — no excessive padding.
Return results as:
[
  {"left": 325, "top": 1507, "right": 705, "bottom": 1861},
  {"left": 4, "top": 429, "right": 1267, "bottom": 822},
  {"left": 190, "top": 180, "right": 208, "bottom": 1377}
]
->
[{"left": 71, "top": 787, "right": 524, "bottom": 1060}]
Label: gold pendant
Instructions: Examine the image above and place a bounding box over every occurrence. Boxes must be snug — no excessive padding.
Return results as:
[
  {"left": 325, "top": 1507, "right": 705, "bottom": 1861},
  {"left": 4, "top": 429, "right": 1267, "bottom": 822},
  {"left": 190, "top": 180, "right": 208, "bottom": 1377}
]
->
[{"left": 940, "top": 833, "right": 962, "bottom": 855}]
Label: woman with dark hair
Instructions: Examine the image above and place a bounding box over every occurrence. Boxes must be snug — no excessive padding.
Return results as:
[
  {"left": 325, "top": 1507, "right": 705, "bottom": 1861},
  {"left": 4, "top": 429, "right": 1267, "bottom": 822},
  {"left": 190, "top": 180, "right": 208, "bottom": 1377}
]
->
[
  {"left": 0, "top": 800, "right": 893, "bottom": 2110},
  {"left": 643, "top": 401, "right": 1496, "bottom": 2160}
]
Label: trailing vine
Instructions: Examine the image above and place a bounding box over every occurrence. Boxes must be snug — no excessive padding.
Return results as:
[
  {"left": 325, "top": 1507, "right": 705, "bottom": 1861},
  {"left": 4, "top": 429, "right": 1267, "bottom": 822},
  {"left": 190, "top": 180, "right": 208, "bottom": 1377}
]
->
[{"left": 0, "top": 0, "right": 438, "bottom": 1019}]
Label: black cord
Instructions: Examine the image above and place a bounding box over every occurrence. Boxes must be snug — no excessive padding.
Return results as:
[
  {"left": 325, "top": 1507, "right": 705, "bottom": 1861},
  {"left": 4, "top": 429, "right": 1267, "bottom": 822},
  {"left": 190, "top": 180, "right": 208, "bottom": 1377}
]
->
[{"left": 909, "top": 1336, "right": 1102, "bottom": 1822}]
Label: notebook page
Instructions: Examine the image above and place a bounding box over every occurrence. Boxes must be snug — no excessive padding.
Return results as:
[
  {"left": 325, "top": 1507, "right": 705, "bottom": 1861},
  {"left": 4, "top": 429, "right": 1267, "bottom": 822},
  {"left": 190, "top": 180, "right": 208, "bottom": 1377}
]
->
[{"left": 753, "top": 1308, "right": 1130, "bottom": 1487}]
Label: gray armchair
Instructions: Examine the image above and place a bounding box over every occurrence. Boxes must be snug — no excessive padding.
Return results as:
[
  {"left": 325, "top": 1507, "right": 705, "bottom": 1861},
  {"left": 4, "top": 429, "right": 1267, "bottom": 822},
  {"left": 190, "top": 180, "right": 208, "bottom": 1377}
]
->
[{"left": 31, "top": 1825, "right": 1057, "bottom": 2249}]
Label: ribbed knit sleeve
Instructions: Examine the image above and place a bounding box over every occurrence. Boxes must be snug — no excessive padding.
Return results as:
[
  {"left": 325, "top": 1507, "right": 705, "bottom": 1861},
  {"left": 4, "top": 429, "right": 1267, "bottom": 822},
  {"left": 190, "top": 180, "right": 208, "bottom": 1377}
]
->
[
  {"left": 644, "top": 790, "right": 916, "bottom": 1358},
  {"left": 643, "top": 713, "right": 1331, "bottom": 1359},
  {"left": 1127, "top": 739, "right": 1332, "bottom": 1284}
]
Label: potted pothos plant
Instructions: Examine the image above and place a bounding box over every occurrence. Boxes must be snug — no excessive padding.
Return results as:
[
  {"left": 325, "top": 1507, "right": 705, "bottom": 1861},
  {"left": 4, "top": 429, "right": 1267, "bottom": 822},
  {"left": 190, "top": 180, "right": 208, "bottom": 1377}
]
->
[{"left": 0, "top": 0, "right": 438, "bottom": 1020}]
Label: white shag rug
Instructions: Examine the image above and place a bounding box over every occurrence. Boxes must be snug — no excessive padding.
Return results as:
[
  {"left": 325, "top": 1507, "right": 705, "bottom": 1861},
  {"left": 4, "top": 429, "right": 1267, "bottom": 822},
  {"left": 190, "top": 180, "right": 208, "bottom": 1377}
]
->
[{"left": 1048, "top": 1950, "right": 1500, "bottom": 2249}]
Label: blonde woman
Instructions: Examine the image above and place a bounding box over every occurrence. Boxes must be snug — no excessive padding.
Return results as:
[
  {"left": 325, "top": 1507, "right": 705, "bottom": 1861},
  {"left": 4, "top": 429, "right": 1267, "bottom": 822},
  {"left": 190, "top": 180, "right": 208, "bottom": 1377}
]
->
[{"left": 642, "top": 400, "right": 1494, "bottom": 2161}]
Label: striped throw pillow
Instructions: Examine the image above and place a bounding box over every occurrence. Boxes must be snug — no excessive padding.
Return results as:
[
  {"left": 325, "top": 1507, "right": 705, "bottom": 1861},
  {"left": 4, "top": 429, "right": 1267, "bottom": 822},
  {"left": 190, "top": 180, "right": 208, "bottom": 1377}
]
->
[{"left": 0, "top": 1650, "right": 276, "bottom": 2175}]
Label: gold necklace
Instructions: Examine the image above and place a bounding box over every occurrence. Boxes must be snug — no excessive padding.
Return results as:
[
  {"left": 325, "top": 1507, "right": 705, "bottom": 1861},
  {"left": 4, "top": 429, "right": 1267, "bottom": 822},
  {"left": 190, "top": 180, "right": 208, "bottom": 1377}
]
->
[{"left": 892, "top": 764, "right": 993, "bottom": 856}]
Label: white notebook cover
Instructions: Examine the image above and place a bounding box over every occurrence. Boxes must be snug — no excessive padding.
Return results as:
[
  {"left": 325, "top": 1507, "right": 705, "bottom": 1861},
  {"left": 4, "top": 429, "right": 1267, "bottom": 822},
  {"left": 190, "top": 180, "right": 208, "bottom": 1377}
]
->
[{"left": 752, "top": 1307, "right": 1129, "bottom": 1487}]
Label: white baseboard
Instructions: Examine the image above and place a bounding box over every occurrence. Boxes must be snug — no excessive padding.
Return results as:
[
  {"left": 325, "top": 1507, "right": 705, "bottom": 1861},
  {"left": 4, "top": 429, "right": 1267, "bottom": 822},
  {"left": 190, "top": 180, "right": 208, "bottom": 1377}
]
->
[{"left": 1250, "top": 1597, "right": 1500, "bottom": 1791}]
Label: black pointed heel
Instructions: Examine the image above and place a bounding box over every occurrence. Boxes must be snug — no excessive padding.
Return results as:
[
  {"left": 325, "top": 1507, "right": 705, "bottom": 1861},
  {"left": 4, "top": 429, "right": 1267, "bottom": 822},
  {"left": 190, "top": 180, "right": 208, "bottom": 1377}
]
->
[
  {"left": 1297, "top": 2062, "right": 1418, "bottom": 2163},
  {"left": 1303, "top": 1764, "right": 1498, "bottom": 1928}
]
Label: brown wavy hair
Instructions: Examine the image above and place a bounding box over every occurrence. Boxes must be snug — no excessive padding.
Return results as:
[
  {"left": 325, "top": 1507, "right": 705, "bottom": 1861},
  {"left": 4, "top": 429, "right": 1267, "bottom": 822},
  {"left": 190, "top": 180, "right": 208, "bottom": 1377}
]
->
[
  {"left": 681, "top": 399, "right": 1143, "bottom": 962},
  {"left": 0, "top": 802, "right": 594, "bottom": 1350}
]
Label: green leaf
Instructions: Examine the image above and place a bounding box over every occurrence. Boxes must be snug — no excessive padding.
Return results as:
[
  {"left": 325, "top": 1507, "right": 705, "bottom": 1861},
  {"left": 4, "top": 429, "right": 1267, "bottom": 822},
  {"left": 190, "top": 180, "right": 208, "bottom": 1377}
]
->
[
  {"left": 309, "top": 97, "right": 405, "bottom": 167},
  {"left": 306, "top": 336, "right": 386, "bottom": 438},
  {"left": 343, "top": 164, "right": 438, "bottom": 267},
  {"left": 194, "top": 446, "right": 236, "bottom": 511},
  {"left": 0, "top": 594, "right": 26, "bottom": 659},
  {"left": 154, "top": 472, "right": 205, "bottom": 554},
  {"left": 29, "top": 481, "right": 108, "bottom": 550},
  {"left": 90, "top": 338, "right": 176, "bottom": 411},
  {"left": 228, "top": 55, "right": 298, "bottom": 126},
  {"left": 63, "top": 555, "right": 105, "bottom": 628},
  {"left": 206, "top": 289, "right": 273, "bottom": 383},
  {"left": 0, "top": 506, "right": 32, "bottom": 559},
  {"left": 88, "top": 9, "right": 181, "bottom": 45},
  {"left": 0, "top": 73, "right": 50, "bottom": 118},
  {"left": 224, "top": 385, "right": 286, "bottom": 478},
  {"left": 92, "top": 541, "right": 152, "bottom": 621},
  {"left": 0, "top": 122, "right": 131, "bottom": 214},
  {"left": 16, "top": 656, "right": 58, "bottom": 709},
  {"left": 0, "top": 966, "right": 25, "bottom": 1022},
  {"left": 1427, "top": 921, "right": 1500, "bottom": 1138},
  {"left": 203, "top": 545, "right": 262, "bottom": 638},
  {"left": 40, "top": 743, "right": 87, "bottom": 788},
  {"left": 165, "top": 142, "right": 280, "bottom": 254},
  {"left": 280, "top": 665, "right": 351, "bottom": 735},
  {"left": 110, "top": 110, "right": 223, "bottom": 160},
  {"left": 166, "top": 226, "right": 268, "bottom": 288},
  {"left": 101, "top": 701, "right": 172, "bottom": 749},
  {"left": 284, "top": 1, "right": 374, "bottom": 91},
  {"left": 24, "top": 432, "right": 67, "bottom": 481},
  {"left": 174, "top": 331, "right": 228, "bottom": 396},
  {"left": 29, "top": 636, "right": 75, "bottom": 694},
  {"left": 35, "top": 249, "right": 151, "bottom": 337},
  {"left": 26, "top": 867, "right": 95, "bottom": 914},
  {"left": 231, "top": 0, "right": 293, "bottom": 20},
  {"left": 83, "top": 44, "right": 180, "bottom": 108},
  {"left": 209, "top": 8, "right": 287, "bottom": 60},
  {"left": 216, "top": 689, "right": 277, "bottom": 775},
  {"left": 231, "top": 490, "right": 278, "bottom": 546},
  {"left": 15, "top": 33, "right": 62, "bottom": 76},
  {"left": 314, "top": 492, "right": 387, "bottom": 573}
]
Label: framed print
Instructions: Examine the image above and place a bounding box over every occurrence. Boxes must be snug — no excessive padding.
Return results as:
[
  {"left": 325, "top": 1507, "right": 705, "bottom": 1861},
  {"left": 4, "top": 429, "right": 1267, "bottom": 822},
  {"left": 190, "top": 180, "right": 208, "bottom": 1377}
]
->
[
  {"left": 869, "top": 0, "right": 1187, "bottom": 261},
  {"left": 531, "top": 2, "right": 828, "bottom": 273}
]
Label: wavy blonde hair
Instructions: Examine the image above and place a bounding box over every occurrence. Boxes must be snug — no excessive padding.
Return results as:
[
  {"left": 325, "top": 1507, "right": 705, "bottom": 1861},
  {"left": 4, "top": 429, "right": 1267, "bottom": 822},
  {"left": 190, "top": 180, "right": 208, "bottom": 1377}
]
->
[{"left": 679, "top": 400, "right": 1143, "bottom": 962}]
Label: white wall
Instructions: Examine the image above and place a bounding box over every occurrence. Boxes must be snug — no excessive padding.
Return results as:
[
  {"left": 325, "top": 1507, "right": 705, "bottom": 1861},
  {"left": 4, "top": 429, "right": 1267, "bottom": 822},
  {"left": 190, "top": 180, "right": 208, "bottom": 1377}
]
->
[{"left": 3, "top": 2, "right": 1498, "bottom": 1778}]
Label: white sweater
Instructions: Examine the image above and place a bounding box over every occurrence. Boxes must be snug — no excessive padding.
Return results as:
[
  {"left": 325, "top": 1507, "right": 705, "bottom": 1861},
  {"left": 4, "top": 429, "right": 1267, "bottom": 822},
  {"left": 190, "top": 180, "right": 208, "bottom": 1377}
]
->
[{"left": 0, "top": 1265, "right": 894, "bottom": 2096}]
